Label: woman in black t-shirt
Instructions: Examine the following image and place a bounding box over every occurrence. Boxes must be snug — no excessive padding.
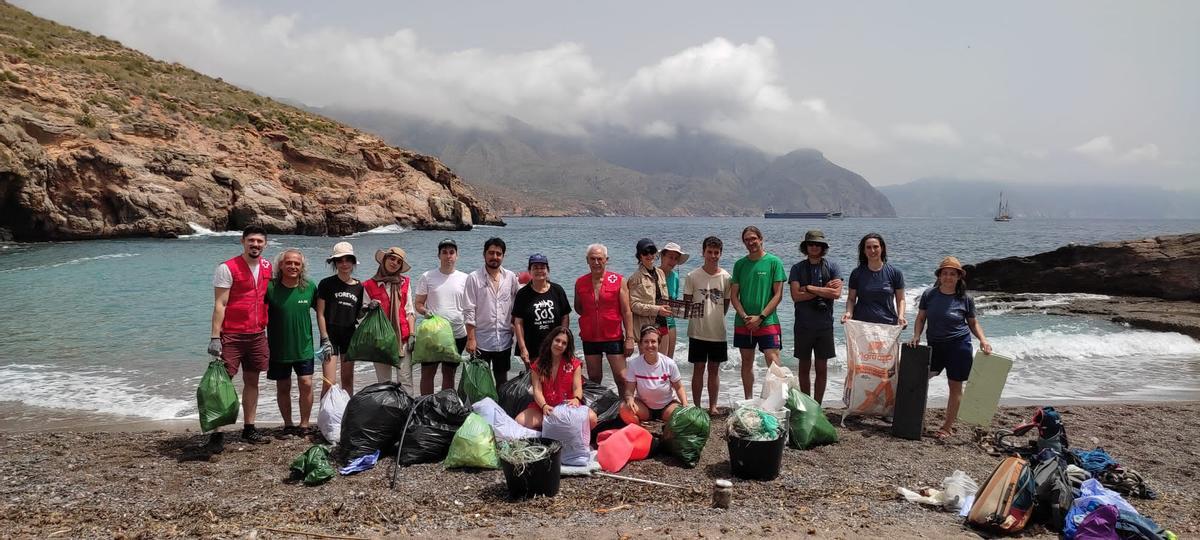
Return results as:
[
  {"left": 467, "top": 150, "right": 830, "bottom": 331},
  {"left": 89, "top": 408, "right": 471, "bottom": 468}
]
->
[
  {"left": 316, "top": 242, "right": 365, "bottom": 396},
  {"left": 512, "top": 254, "right": 571, "bottom": 369}
]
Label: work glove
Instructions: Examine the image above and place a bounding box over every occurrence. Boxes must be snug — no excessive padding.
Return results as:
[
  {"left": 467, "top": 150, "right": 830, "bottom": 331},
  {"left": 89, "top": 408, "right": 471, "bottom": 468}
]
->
[
  {"left": 318, "top": 337, "right": 332, "bottom": 360},
  {"left": 207, "top": 337, "right": 222, "bottom": 357}
]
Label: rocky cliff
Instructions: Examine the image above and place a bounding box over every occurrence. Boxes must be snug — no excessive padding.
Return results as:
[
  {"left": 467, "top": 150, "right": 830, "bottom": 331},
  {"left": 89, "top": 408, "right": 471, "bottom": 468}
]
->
[
  {"left": 965, "top": 233, "right": 1200, "bottom": 300},
  {"left": 0, "top": 2, "right": 501, "bottom": 241}
]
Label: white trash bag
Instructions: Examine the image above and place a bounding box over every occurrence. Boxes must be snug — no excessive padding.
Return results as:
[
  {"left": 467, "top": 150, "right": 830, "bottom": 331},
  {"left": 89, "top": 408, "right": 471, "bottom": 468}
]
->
[
  {"left": 471, "top": 397, "right": 540, "bottom": 441},
  {"left": 841, "top": 320, "right": 902, "bottom": 423},
  {"left": 318, "top": 384, "right": 351, "bottom": 445},
  {"left": 541, "top": 404, "right": 591, "bottom": 467}
]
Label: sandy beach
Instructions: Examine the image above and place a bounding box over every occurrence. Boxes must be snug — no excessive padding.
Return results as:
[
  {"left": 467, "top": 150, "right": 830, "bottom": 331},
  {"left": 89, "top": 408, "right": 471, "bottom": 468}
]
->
[{"left": 1, "top": 401, "right": 1196, "bottom": 539}]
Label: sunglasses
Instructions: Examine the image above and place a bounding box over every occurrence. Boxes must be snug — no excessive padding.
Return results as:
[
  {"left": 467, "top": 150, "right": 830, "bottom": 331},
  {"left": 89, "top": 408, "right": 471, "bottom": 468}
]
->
[{"left": 639, "top": 247, "right": 657, "bottom": 256}]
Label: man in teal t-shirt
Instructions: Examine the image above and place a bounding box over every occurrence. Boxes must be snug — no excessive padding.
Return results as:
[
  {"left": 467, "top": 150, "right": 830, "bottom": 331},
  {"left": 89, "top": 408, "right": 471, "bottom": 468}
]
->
[
  {"left": 730, "top": 226, "right": 787, "bottom": 399},
  {"left": 265, "top": 249, "right": 318, "bottom": 437}
]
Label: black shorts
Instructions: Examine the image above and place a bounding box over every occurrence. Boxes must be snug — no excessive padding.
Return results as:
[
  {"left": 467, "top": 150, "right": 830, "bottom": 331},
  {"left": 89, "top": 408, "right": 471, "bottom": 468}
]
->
[
  {"left": 476, "top": 348, "right": 512, "bottom": 372},
  {"left": 687, "top": 338, "right": 728, "bottom": 364},
  {"left": 326, "top": 325, "right": 355, "bottom": 357},
  {"left": 266, "top": 359, "right": 315, "bottom": 381},
  {"left": 794, "top": 328, "right": 836, "bottom": 361},
  {"left": 648, "top": 401, "right": 679, "bottom": 421},
  {"left": 582, "top": 340, "right": 623, "bottom": 356}
]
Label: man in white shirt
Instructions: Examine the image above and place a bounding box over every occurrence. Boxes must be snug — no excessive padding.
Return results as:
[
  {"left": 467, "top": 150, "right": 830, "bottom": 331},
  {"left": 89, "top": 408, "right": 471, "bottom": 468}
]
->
[
  {"left": 415, "top": 238, "right": 469, "bottom": 395},
  {"left": 464, "top": 237, "right": 521, "bottom": 386}
]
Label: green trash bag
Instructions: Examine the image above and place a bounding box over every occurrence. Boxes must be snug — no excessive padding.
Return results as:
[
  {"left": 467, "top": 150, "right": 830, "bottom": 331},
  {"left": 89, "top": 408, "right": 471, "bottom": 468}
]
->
[
  {"left": 197, "top": 359, "right": 239, "bottom": 433},
  {"left": 457, "top": 356, "right": 499, "bottom": 405},
  {"left": 663, "top": 406, "right": 711, "bottom": 468},
  {"left": 412, "top": 314, "right": 459, "bottom": 364},
  {"left": 786, "top": 388, "right": 838, "bottom": 449},
  {"left": 348, "top": 307, "right": 400, "bottom": 365},
  {"left": 289, "top": 445, "right": 335, "bottom": 486},
  {"left": 443, "top": 413, "right": 499, "bottom": 469}
]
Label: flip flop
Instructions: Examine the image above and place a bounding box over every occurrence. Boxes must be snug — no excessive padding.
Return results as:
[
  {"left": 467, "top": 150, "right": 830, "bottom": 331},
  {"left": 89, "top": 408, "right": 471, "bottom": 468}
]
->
[{"left": 935, "top": 427, "right": 955, "bottom": 440}]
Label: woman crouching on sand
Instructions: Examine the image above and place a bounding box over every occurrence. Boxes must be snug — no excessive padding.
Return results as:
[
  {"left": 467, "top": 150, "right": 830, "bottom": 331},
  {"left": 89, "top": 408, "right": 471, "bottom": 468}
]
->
[
  {"left": 909, "top": 256, "right": 992, "bottom": 440},
  {"left": 515, "top": 326, "right": 597, "bottom": 430}
]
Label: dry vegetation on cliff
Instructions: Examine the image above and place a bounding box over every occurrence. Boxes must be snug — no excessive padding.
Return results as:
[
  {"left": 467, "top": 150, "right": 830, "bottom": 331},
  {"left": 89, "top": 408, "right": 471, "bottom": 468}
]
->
[{"left": 0, "top": 2, "right": 501, "bottom": 241}]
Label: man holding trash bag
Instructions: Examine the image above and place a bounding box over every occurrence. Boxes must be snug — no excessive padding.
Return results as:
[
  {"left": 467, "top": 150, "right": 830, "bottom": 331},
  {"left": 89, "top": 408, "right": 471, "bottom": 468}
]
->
[
  {"left": 208, "top": 225, "right": 273, "bottom": 451},
  {"left": 415, "top": 238, "right": 469, "bottom": 395},
  {"left": 464, "top": 238, "right": 521, "bottom": 386}
]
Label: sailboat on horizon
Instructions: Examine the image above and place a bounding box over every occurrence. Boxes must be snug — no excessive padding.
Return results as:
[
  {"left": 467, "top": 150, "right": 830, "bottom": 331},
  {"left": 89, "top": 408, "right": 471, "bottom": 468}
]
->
[{"left": 994, "top": 192, "right": 1012, "bottom": 222}]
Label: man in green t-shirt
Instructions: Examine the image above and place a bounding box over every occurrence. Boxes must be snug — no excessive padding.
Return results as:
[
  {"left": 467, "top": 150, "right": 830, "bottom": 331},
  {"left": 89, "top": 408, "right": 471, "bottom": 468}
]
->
[
  {"left": 730, "top": 226, "right": 786, "bottom": 399},
  {"left": 265, "top": 249, "right": 318, "bottom": 438}
]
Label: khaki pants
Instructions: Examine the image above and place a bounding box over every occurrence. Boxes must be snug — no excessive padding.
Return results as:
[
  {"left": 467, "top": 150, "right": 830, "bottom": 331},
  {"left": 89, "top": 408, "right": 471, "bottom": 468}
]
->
[{"left": 373, "top": 348, "right": 414, "bottom": 394}]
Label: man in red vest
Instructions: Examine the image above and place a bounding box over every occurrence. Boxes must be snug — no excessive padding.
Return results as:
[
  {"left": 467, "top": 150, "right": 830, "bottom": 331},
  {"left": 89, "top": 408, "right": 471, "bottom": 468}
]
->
[{"left": 207, "top": 225, "right": 273, "bottom": 451}]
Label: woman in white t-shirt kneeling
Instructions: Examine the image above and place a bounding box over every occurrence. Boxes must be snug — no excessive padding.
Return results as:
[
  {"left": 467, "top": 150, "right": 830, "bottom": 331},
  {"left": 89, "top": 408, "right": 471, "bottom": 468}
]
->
[{"left": 619, "top": 325, "right": 689, "bottom": 425}]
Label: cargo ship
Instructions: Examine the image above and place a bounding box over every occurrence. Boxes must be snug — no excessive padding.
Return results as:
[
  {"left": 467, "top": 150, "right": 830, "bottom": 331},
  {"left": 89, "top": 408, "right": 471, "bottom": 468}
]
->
[{"left": 764, "top": 208, "right": 843, "bottom": 219}]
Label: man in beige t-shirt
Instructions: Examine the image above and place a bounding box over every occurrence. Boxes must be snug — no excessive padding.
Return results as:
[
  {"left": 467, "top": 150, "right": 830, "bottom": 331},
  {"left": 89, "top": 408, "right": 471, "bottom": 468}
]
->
[{"left": 682, "top": 236, "right": 732, "bottom": 414}]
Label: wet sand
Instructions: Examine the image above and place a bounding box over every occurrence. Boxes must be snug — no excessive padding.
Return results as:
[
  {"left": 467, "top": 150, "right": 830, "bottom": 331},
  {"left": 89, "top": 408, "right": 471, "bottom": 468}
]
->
[{"left": 0, "top": 401, "right": 1197, "bottom": 538}]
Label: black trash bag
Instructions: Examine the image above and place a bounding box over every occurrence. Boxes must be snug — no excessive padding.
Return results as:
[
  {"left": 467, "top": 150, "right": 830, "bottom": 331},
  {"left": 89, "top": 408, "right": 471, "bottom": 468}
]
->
[
  {"left": 339, "top": 382, "right": 414, "bottom": 459},
  {"left": 583, "top": 380, "right": 621, "bottom": 425},
  {"left": 399, "top": 389, "right": 471, "bottom": 465},
  {"left": 497, "top": 370, "right": 534, "bottom": 418}
]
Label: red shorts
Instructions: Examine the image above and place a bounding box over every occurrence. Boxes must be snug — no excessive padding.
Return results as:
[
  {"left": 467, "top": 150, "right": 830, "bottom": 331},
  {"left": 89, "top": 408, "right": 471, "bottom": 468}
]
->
[{"left": 221, "top": 332, "right": 269, "bottom": 376}]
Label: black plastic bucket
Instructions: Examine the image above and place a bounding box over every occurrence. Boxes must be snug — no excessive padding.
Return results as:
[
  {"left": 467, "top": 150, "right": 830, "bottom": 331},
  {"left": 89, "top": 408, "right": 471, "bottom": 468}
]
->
[
  {"left": 500, "top": 438, "right": 562, "bottom": 499},
  {"left": 727, "top": 434, "right": 786, "bottom": 481}
]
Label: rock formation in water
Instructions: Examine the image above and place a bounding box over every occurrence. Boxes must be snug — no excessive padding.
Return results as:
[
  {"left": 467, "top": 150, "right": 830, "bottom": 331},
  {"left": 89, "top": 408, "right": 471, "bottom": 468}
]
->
[
  {"left": 0, "top": 3, "right": 502, "bottom": 241},
  {"left": 966, "top": 233, "right": 1200, "bottom": 300}
]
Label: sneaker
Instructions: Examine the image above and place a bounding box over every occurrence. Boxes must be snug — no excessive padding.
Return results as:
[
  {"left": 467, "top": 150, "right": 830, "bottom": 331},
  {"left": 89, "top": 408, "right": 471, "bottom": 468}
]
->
[
  {"left": 241, "top": 427, "right": 271, "bottom": 445},
  {"left": 203, "top": 432, "right": 225, "bottom": 454}
]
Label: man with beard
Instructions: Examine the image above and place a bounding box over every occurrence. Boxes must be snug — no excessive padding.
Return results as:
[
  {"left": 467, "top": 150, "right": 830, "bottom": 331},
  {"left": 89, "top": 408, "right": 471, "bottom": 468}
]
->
[
  {"left": 208, "top": 226, "right": 273, "bottom": 451},
  {"left": 464, "top": 238, "right": 522, "bottom": 386}
]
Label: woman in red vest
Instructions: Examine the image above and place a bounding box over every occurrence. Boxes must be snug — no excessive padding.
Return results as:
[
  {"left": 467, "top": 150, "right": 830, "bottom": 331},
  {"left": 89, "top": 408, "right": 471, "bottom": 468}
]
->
[
  {"left": 574, "top": 243, "right": 635, "bottom": 385},
  {"left": 363, "top": 247, "right": 416, "bottom": 393}
]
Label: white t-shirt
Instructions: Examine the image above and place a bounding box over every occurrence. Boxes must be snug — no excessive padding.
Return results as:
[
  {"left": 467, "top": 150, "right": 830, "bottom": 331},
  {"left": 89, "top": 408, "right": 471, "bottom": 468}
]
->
[
  {"left": 683, "top": 266, "right": 732, "bottom": 342},
  {"left": 416, "top": 268, "right": 469, "bottom": 338},
  {"left": 624, "top": 353, "right": 681, "bottom": 409},
  {"left": 212, "top": 257, "right": 262, "bottom": 288}
]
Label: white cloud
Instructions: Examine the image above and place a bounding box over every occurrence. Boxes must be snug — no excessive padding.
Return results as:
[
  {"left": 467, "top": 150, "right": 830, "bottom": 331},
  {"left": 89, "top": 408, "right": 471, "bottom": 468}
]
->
[
  {"left": 890, "top": 122, "right": 963, "bottom": 147},
  {"left": 19, "top": 1, "right": 881, "bottom": 153},
  {"left": 1072, "top": 136, "right": 1161, "bottom": 164}
]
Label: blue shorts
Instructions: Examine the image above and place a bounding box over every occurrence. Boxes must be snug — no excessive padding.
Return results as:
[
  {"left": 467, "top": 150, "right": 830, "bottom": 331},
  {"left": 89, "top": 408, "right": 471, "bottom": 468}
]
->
[
  {"left": 929, "top": 336, "right": 973, "bottom": 382},
  {"left": 266, "top": 359, "right": 315, "bottom": 381},
  {"left": 733, "top": 333, "right": 781, "bottom": 351}
]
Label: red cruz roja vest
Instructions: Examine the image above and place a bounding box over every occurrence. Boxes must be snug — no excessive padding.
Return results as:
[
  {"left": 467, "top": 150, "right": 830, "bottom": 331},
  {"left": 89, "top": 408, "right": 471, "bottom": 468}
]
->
[
  {"left": 221, "top": 255, "right": 271, "bottom": 334},
  {"left": 575, "top": 271, "right": 624, "bottom": 342},
  {"left": 363, "top": 276, "right": 411, "bottom": 341}
]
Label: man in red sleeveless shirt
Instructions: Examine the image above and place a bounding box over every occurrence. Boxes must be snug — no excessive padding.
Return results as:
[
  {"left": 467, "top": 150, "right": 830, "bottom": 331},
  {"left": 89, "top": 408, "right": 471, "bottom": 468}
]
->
[{"left": 208, "top": 226, "right": 273, "bottom": 451}]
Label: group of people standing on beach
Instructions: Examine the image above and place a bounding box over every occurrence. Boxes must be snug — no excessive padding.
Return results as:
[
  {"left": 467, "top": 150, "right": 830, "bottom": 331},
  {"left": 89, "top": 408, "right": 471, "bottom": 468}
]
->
[{"left": 205, "top": 224, "right": 992, "bottom": 452}]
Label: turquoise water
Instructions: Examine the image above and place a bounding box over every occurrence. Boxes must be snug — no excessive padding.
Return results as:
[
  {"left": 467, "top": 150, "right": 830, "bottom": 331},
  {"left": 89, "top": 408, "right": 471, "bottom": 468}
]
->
[{"left": 1, "top": 217, "right": 1199, "bottom": 421}]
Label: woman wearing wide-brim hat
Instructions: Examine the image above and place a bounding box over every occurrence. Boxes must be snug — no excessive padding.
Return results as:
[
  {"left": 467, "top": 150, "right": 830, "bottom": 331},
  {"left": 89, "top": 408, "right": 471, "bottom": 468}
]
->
[
  {"left": 363, "top": 247, "right": 416, "bottom": 393},
  {"left": 315, "top": 241, "right": 365, "bottom": 397},
  {"left": 909, "top": 256, "right": 992, "bottom": 440},
  {"left": 657, "top": 242, "right": 689, "bottom": 358}
]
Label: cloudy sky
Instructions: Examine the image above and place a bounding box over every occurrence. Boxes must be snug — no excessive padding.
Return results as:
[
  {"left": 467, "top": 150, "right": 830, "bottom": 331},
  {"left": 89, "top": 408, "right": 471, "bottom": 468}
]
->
[{"left": 17, "top": 0, "right": 1199, "bottom": 189}]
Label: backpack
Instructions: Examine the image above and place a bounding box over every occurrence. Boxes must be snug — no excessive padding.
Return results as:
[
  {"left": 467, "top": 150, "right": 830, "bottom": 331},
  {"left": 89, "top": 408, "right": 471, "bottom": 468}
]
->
[
  {"left": 1031, "top": 449, "right": 1075, "bottom": 531},
  {"left": 797, "top": 259, "right": 832, "bottom": 287},
  {"left": 987, "top": 406, "right": 1069, "bottom": 458},
  {"left": 967, "top": 456, "right": 1037, "bottom": 534}
]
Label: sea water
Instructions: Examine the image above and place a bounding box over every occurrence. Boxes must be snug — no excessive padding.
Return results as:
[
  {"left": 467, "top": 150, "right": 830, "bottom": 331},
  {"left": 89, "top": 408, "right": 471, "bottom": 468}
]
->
[{"left": 1, "top": 217, "right": 1198, "bottom": 422}]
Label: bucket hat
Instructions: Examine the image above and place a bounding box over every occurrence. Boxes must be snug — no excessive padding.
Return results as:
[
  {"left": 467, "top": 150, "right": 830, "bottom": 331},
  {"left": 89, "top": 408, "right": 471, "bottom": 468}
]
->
[
  {"left": 326, "top": 241, "right": 357, "bottom": 264},
  {"left": 936, "top": 256, "right": 965, "bottom": 277},
  {"left": 799, "top": 230, "right": 829, "bottom": 252},
  {"left": 658, "top": 242, "right": 690, "bottom": 265},
  {"left": 375, "top": 247, "right": 412, "bottom": 273}
]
